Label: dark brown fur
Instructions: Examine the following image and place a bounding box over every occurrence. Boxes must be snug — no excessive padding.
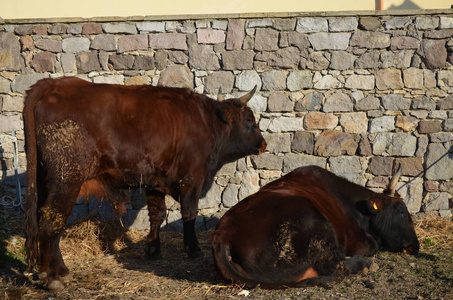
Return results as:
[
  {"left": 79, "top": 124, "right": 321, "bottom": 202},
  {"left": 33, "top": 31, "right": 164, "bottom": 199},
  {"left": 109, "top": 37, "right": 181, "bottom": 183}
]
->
[
  {"left": 24, "top": 77, "right": 266, "bottom": 289},
  {"left": 212, "top": 166, "right": 419, "bottom": 288}
]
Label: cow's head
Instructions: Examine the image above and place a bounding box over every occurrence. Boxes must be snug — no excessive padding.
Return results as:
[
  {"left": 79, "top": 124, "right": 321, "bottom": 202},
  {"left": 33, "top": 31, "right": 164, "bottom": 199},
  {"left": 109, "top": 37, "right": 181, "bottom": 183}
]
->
[
  {"left": 216, "top": 86, "right": 266, "bottom": 158},
  {"left": 366, "top": 165, "right": 419, "bottom": 255}
]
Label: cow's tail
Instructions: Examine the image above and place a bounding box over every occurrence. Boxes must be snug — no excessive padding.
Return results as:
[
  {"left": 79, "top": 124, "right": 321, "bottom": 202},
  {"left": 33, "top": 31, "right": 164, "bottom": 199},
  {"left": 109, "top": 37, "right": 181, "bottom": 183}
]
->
[
  {"left": 23, "top": 78, "right": 50, "bottom": 271},
  {"left": 212, "top": 234, "right": 262, "bottom": 288}
]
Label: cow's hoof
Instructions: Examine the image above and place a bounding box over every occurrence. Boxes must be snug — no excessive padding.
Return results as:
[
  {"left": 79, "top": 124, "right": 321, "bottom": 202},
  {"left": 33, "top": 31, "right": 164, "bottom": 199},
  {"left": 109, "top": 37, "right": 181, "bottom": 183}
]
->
[
  {"left": 145, "top": 246, "right": 162, "bottom": 260},
  {"left": 60, "top": 273, "right": 73, "bottom": 282},
  {"left": 48, "top": 280, "right": 65, "bottom": 290},
  {"left": 38, "top": 272, "right": 48, "bottom": 280}
]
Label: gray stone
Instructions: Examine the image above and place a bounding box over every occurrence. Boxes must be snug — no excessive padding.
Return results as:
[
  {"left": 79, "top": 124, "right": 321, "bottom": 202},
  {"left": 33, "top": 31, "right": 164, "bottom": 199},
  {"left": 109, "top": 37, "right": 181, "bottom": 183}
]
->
[
  {"left": 329, "top": 156, "right": 362, "bottom": 174},
  {"left": 226, "top": 19, "right": 245, "bottom": 50},
  {"left": 67, "top": 24, "right": 82, "bottom": 34},
  {"left": 443, "top": 119, "right": 453, "bottom": 132},
  {"left": 397, "top": 177, "right": 423, "bottom": 214},
  {"left": 205, "top": 71, "right": 234, "bottom": 94},
  {"left": 415, "top": 135, "right": 429, "bottom": 158},
  {"left": 345, "top": 74, "right": 375, "bottom": 90},
  {"left": 287, "top": 31, "right": 310, "bottom": 51},
  {"left": 425, "top": 143, "right": 453, "bottom": 180},
  {"left": 149, "top": 33, "right": 187, "bottom": 50},
  {"left": 440, "top": 17, "right": 453, "bottom": 29},
  {"left": 76, "top": 51, "right": 101, "bottom": 73},
  {"left": 306, "top": 52, "right": 330, "bottom": 70},
  {"left": 267, "top": 47, "right": 300, "bottom": 69},
  {"left": 424, "top": 192, "right": 450, "bottom": 211},
  {"left": 287, "top": 70, "right": 313, "bottom": 91},
  {"left": 109, "top": 54, "right": 135, "bottom": 70},
  {"left": 238, "top": 169, "right": 260, "bottom": 200},
  {"left": 255, "top": 28, "right": 279, "bottom": 51},
  {"left": 290, "top": 131, "right": 314, "bottom": 155},
  {"left": 0, "top": 77, "right": 10, "bottom": 93},
  {"left": 391, "top": 36, "right": 419, "bottom": 50},
  {"left": 266, "top": 116, "right": 303, "bottom": 132},
  {"left": 133, "top": 55, "right": 154, "bottom": 70},
  {"left": 189, "top": 44, "right": 220, "bottom": 70},
  {"left": 102, "top": 23, "right": 137, "bottom": 34},
  {"left": 248, "top": 19, "right": 273, "bottom": 28},
  {"left": 158, "top": 65, "right": 194, "bottom": 88},
  {"left": 93, "top": 75, "right": 124, "bottom": 84},
  {"left": 251, "top": 153, "right": 283, "bottom": 170},
  {"left": 11, "top": 73, "right": 47, "bottom": 94},
  {"left": 375, "top": 69, "right": 404, "bottom": 90},
  {"left": 222, "top": 184, "right": 238, "bottom": 208},
  {"left": 355, "top": 51, "right": 380, "bottom": 69},
  {"left": 235, "top": 70, "right": 261, "bottom": 91},
  {"left": 62, "top": 37, "right": 90, "bottom": 53},
  {"left": 380, "top": 50, "right": 412, "bottom": 69},
  {"left": 350, "top": 31, "right": 390, "bottom": 49},
  {"left": 403, "top": 68, "right": 424, "bottom": 89},
  {"left": 296, "top": 18, "right": 328, "bottom": 33},
  {"left": 0, "top": 114, "right": 23, "bottom": 134},
  {"left": 314, "top": 130, "right": 358, "bottom": 157},
  {"left": 330, "top": 51, "right": 356, "bottom": 70},
  {"left": 273, "top": 19, "right": 296, "bottom": 31},
  {"left": 168, "top": 51, "right": 188, "bottom": 64},
  {"left": 222, "top": 50, "right": 255, "bottom": 70},
  {"left": 368, "top": 156, "right": 394, "bottom": 176},
  {"left": 48, "top": 24, "right": 68, "bottom": 35},
  {"left": 422, "top": 39, "right": 447, "bottom": 69},
  {"left": 412, "top": 96, "right": 435, "bottom": 110},
  {"left": 415, "top": 16, "right": 439, "bottom": 30},
  {"left": 261, "top": 70, "right": 287, "bottom": 91},
  {"left": 118, "top": 35, "right": 148, "bottom": 53},
  {"left": 199, "top": 184, "right": 222, "bottom": 209},
  {"left": 314, "top": 74, "right": 342, "bottom": 89},
  {"left": 35, "top": 38, "right": 62, "bottom": 53},
  {"left": 328, "top": 17, "right": 358, "bottom": 32},
  {"left": 1, "top": 95, "right": 23, "bottom": 112},
  {"left": 268, "top": 92, "right": 293, "bottom": 112},
  {"left": 382, "top": 94, "right": 411, "bottom": 111},
  {"left": 308, "top": 33, "right": 351, "bottom": 50},
  {"left": 125, "top": 209, "right": 150, "bottom": 230},
  {"left": 217, "top": 162, "right": 237, "bottom": 176},
  {"left": 384, "top": 16, "right": 412, "bottom": 29},
  {"left": 154, "top": 51, "right": 168, "bottom": 70},
  {"left": 61, "top": 53, "right": 76, "bottom": 73},
  {"left": 283, "top": 153, "right": 326, "bottom": 173},
  {"left": 437, "top": 72, "right": 453, "bottom": 89},
  {"left": 137, "top": 22, "right": 165, "bottom": 32},
  {"left": 247, "top": 95, "right": 267, "bottom": 113},
  {"left": 263, "top": 133, "right": 291, "bottom": 154},
  {"left": 369, "top": 116, "right": 395, "bottom": 133},
  {"left": 372, "top": 133, "right": 417, "bottom": 157},
  {"left": 359, "top": 17, "right": 381, "bottom": 31},
  {"left": 323, "top": 93, "right": 353, "bottom": 113},
  {"left": 418, "top": 120, "right": 442, "bottom": 134},
  {"left": 0, "top": 32, "right": 23, "bottom": 71},
  {"left": 294, "top": 91, "right": 323, "bottom": 111},
  {"left": 90, "top": 34, "right": 116, "bottom": 51}
]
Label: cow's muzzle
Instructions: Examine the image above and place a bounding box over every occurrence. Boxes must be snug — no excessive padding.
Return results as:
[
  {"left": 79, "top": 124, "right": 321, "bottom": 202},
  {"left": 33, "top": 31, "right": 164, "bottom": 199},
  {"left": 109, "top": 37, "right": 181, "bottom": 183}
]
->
[
  {"left": 257, "top": 139, "right": 267, "bottom": 155},
  {"left": 402, "top": 240, "right": 420, "bottom": 255}
]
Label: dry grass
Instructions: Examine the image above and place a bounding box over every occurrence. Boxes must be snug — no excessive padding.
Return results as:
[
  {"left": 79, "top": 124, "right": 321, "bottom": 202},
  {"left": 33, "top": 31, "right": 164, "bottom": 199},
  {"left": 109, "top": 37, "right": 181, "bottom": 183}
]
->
[{"left": 415, "top": 215, "right": 453, "bottom": 250}]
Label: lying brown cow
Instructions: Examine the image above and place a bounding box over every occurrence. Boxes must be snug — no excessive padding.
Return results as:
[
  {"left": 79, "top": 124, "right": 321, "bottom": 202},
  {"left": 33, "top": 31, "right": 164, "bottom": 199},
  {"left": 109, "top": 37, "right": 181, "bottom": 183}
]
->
[
  {"left": 212, "top": 165, "right": 419, "bottom": 288},
  {"left": 23, "top": 77, "right": 266, "bottom": 289}
]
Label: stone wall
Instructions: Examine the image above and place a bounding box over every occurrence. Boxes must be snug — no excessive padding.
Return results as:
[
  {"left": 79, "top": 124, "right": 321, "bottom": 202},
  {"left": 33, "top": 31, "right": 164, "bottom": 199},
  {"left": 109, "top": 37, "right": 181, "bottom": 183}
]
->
[{"left": 1, "top": 10, "right": 452, "bottom": 231}]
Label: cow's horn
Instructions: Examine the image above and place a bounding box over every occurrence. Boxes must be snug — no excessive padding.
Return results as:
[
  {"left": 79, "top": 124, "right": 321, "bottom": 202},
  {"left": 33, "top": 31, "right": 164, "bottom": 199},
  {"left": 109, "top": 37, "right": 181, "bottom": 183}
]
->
[
  {"left": 388, "top": 162, "right": 402, "bottom": 196},
  {"left": 237, "top": 85, "right": 257, "bottom": 106}
]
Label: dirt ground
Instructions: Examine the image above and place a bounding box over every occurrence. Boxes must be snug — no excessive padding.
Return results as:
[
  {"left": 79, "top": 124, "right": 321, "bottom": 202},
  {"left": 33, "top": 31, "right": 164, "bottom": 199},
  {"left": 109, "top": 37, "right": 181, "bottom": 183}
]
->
[{"left": 1, "top": 208, "right": 452, "bottom": 300}]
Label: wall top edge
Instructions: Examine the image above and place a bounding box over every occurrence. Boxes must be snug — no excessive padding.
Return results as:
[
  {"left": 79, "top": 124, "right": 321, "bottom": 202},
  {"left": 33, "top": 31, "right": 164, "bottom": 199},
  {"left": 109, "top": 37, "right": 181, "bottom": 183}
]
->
[{"left": 1, "top": 8, "right": 453, "bottom": 25}]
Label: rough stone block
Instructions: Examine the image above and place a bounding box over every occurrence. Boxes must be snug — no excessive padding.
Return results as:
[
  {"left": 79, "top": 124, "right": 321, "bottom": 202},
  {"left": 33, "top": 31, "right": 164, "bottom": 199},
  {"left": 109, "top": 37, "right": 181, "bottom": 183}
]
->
[
  {"left": 304, "top": 111, "right": 338, "bottom": 130},
  {"left": 283, "top": 153, "right": 326, "bottom": 173},
  {"left": 315, "top": 130, "right": 358, "bottom": 157}
]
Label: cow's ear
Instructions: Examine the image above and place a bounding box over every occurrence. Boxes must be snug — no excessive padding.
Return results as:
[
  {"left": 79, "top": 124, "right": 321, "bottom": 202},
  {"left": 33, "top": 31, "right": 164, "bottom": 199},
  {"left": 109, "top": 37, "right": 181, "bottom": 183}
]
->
[
  {"left": 216, "top": 105, "right": 233, "bottom": 123},
  {"left": 368, "top": 198, "right": 384, "bottom": 214}
]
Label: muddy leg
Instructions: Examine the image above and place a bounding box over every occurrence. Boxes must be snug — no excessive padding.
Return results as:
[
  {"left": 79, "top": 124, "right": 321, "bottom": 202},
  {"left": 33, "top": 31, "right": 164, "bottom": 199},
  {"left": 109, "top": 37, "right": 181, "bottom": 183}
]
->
[
  {"left": 37, "top": 185, "right": 80, "bottom": 290},
  {"left": 144, "top": 190, "right": 166, "bottom": 259}
]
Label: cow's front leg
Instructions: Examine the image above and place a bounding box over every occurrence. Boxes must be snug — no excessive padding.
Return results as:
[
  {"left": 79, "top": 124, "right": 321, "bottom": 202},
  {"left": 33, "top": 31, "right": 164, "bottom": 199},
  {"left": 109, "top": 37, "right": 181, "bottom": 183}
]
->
[
  {"left": 180, "top": 190, "right": 201, "bottom": 258},
  {"left": 144, "top": 190, "right": 166, "bottom": 259}
]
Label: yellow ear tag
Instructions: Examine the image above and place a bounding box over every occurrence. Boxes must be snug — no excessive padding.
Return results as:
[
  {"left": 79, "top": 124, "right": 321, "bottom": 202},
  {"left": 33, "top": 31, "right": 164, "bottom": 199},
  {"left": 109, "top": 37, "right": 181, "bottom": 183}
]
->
[{"left": 372, "top": 202, "right": 378, "bottom": 211}]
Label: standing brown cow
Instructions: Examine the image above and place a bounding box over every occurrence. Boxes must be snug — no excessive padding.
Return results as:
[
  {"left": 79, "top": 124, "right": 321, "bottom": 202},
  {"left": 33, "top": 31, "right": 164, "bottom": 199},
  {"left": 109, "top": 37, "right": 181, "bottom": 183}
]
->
[
  {"left": 23, "top": 77, "right": 266, "bottom": 289},
  {"left": 212, "top": 165, "right": 419, "bottom": 288}
]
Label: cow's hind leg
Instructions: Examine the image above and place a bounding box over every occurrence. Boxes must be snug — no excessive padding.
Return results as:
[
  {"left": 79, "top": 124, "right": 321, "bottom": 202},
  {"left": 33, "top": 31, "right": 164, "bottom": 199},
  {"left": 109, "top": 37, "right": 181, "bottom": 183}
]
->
[
  {"left": 38, "top": 184, "right": 80, "bottom": 290},
  {"left": 180, "top": 190, "right": 202, "bottom": 258},
  {"left": 144, "top": 190, "right": 166, "bottom": 259}
]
